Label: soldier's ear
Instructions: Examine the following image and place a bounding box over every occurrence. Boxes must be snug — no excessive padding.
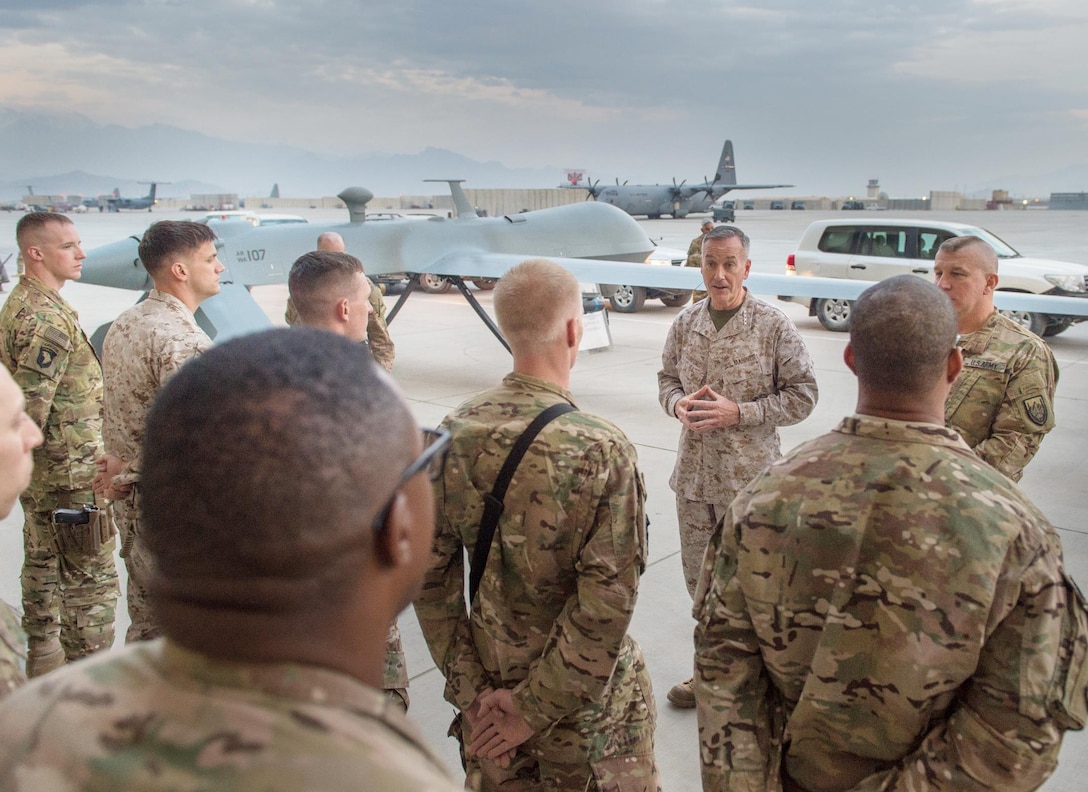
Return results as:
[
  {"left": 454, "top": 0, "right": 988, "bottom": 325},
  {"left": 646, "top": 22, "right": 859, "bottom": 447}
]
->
[
  {"left": 946, "top": 347, "right": 963, "bottom": 383},
  {"left": 843, "top": 343, "right": 857, "bottom": 374},
  {"left": 170, "top": 261, "right": 188, "bottom": 282}
]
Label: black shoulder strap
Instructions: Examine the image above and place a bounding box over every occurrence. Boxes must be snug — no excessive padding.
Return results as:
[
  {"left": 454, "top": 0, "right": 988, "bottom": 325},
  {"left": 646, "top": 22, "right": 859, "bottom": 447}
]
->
[{"left": 468, "top": 402, "right": 577, "bottom": 605}]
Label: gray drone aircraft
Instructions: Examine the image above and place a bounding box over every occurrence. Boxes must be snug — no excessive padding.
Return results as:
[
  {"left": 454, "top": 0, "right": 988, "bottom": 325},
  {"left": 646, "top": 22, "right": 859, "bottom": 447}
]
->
[
  {"left": 80, "top": 180, "right": 1088, "bottom": 350},
  {"left": 567, "top": 139, "right": 792, "bottom": 219}
]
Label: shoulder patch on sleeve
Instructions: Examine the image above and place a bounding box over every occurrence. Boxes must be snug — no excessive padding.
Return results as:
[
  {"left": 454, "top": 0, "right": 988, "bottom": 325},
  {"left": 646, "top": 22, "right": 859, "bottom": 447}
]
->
[
  {"left": 42, "top": 325, "right": 70, "bottom": 350},
  {"left": 1023, "top": 395, "right": 1048, "bottom": 427}
]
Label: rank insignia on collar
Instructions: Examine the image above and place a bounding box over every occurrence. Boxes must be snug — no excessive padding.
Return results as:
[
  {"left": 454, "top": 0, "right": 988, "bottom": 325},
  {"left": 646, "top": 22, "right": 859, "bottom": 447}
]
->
[{"left": 1024, "top": 396, "right": 1048, "bottom": 427}]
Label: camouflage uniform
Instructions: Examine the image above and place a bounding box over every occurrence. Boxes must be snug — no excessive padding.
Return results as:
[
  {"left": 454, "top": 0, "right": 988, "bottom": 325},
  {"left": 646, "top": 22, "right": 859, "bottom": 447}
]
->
[
  {"left": 946, "top": 309, "right": 1058, "bottom": 481},
  {"left": 658, "top": 291, "right": 817, "bottom": 595},
  {"left": 284, "top": 291, "right": 406, "bottom": 702},
  {"left": 694, "top": 414, "right": 1088, "bottom": 792},
  {"left": 0, "top": 600, "right": 26, "bottom": 699},
  {"left": 416, "top": 373, "right": 659, "bottom": 791},
  {"left": 283, "top": 278, "right": 395, "bottom": 371},
  {"left": 686, "top": 231, "right": 708, "bottom": 303},
  {"left": 102, "top": 289, "right": 211, "bottom": 642},
  {"left": 0, "top": 638, "right": 462, "bottom": 791},
  {"left": 0, "top": 277, "right": 118, "bottom": 674}
]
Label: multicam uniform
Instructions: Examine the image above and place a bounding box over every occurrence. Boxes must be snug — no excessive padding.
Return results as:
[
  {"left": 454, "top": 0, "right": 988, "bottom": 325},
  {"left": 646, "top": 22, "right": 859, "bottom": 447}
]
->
[
  {"left": 658, "top": 291, "right": 817, "bottom": 595},
  {"left": 0, "top": 277, "right": 118, "bottom": 674},
  {"left": 283, "top": 291, "right": 405, "bottom": 704},
  {"left": 0, "top": 638, "right": 462, "bottom": 791},
  {"left": 102, "top": 290, "right": 211, "bottom": 642},
  {"left": 685, "top": 231, "right": 708, "bottom": 302},
  {"left": 0, "top": 601, "right": 26, "bottom": 699},
  {"left": 416, "top": 373, "right": 659, "bottom": 791},
  {"left": 283, "top": 279, "right": 395, "bottom": 371},
  {"left": 694, "top": 414, "right": 1088, "bottom": 792},
  {"left": 946, "top": 310, "right": 1058, "bottom": 481}
]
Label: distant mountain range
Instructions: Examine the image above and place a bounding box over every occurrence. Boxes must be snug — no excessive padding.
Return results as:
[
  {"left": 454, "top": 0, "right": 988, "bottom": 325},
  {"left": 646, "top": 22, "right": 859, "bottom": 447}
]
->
[
  {"left": 0, "top": 108, "right": 560, "bottom": 201},
  {"left": 0, "top": 107, "right": 1084, "bottom": 202}
]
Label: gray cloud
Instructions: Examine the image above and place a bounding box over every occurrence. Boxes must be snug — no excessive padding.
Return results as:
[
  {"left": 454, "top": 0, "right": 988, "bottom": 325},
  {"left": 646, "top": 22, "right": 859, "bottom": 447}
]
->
[{"left": 0, "top": 0, "right": 1084, "bottom": 197}]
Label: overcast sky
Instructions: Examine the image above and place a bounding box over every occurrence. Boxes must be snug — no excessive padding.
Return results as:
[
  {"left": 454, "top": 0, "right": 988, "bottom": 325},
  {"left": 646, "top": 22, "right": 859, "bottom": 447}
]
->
[{"left": 1, "top": 0, "right": 1086, "bottom": 197}]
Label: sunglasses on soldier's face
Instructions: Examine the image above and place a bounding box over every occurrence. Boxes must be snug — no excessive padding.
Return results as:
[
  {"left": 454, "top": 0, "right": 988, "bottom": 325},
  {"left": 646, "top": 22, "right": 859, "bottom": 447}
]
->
[{"left": 371, "top": 428, "right": 451, "bottom": 533}]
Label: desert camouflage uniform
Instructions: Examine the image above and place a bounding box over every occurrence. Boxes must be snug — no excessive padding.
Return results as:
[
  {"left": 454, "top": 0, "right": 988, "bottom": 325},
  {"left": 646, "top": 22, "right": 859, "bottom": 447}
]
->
[
  {"left": 694, "top": 414, "right": 1088, "bottom": 792},
  {"left": 416, "top": 373, "right": 659, "bottom": 791},
  {"left": 658, "top": 291, "right": 817, "bottom": 595},
  {"left": 946, "top": 309, "right": 1058, "bottom": 481},
  {"left": 283, "top": 277, "right": 395, "bottom": 370},
  {"left": 284, "top": 292, "right": 406, "bottom": 702},
  {"left": 0, "top": 276, "right": 118, "bottom": 674},
  {"left": 102, "top": 289, "right": 211, "bottom": 642},
  {"left": 0, "top": 600, "right": 26, "bottom": 699},
  {"left": 686, "top": 231, "right": 708, "bottom": 302},
  {"left": 0, "top": 638, "right": 461, "bottom": 791}
]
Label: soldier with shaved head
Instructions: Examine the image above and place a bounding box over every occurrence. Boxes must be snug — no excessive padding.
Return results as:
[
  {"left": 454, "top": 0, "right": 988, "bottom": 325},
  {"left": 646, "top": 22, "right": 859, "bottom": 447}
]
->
[
  {"left": 694, "top": 275, "right": 1087, "bottom": 791},
  {"left": 416, "top": 259, "right": 659, "bottom": 791},
  {"left": 935, "top": 235, "right": 1058, "bottom": 481},
  {"left": 0, "top": 329, "right": 462, "bottom": 790}
]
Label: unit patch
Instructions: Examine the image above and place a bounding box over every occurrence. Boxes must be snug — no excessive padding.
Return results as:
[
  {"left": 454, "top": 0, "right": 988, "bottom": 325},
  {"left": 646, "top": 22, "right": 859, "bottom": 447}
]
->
[
  {"left": 36, "top": 345, "right": 58, "bottom": 370},
  {"left": 1024, "top": 395, "right": 1048, "bottom": 427}
]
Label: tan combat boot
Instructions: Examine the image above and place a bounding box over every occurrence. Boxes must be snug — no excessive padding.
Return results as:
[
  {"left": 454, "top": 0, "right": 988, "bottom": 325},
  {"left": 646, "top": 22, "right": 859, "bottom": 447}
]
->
[{"left": 26, "top": 638, "right": 66, "bottom": 678}]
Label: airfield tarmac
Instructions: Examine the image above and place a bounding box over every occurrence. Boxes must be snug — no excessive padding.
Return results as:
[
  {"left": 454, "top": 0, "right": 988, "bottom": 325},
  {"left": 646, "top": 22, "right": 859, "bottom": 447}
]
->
[{"left": 1, "top": 207, "right": 1086, "bottom": 789}]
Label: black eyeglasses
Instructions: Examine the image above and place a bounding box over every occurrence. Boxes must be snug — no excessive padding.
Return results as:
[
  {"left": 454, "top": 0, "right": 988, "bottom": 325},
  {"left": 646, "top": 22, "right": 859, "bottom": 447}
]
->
[{"left": 371, "top": 427, "right": 451, "bottom": 533}]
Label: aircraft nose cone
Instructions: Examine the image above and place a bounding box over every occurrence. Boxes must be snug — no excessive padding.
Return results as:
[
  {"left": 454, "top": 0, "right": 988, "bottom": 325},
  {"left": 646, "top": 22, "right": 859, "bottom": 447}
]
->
[{"left": 83, "top": 237, "right": 152, "bottom": 291}]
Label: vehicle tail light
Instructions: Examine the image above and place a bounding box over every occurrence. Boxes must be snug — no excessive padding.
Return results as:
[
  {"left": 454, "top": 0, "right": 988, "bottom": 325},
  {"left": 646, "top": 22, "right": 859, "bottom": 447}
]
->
[{"left": 787, "top": 253, "right": 796, "bottom": 272}]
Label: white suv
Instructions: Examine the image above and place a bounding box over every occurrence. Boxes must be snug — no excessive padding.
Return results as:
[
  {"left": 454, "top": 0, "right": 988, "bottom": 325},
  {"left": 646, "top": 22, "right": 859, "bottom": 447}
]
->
[{"left": 782, "top": 219, "right": 1088, "bottom": 336}]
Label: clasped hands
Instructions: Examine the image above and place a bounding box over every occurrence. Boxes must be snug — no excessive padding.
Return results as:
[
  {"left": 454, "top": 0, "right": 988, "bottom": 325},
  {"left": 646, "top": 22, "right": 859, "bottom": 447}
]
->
[
  {"left": 675, "top": 384, "right": 740, "bottom": 431},
  {"left": 92, "top": 454, "right": 132, "bottom": 501},
  {"left": 465, "top": 688, "right": 534, "bottom": 768}
]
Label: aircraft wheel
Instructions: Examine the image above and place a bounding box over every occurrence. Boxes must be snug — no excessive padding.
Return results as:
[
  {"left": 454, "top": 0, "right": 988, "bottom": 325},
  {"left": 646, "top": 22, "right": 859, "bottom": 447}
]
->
[
  {"left": 609, "top": 285, "right": 646, "bottom": 313},
  {"left": 660, "top": 291, "right": 692, "bottom": 307},
  {"left": 471, "top": 278, "right": 498, "bottom": 291},
  {"left": 998, "top": 307, "right": 1047, "bottom": 337},
  {"left": 814, "top": 298, "right": 853, "bottom": 332},
  {"left": 419, "top": 274, "right": 452, "bottom": 294}
]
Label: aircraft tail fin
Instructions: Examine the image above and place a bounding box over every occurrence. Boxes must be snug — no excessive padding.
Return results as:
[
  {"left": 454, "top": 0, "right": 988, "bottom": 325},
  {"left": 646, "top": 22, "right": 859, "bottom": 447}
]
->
[
  {"left": 424, "top": 179, "right": 477, "bottom": 218},
  {"left": 714, "top": 140, "right": 736, "bottom": 185},
  {"left": 147, "top": 183, "right": 157, "bottom": 201},
  {"left": 112, "top": 188, "right": 121, "bottom": 198}
]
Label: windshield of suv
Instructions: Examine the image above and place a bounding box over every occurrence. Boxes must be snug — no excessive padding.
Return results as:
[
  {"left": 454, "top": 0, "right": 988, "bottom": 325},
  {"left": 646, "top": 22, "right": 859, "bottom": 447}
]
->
[{"left": 961, "top": 227, "right": 1021, "bottom": 258}]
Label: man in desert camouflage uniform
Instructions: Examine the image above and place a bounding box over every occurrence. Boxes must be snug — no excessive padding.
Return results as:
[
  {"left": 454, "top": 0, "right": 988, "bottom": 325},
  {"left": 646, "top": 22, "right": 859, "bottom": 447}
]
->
[
  {"left": 935, "top": 235, "right": 1058, "bottom": 481},
  {"left": 0, "top": 329, "right": 462, "bottom": 791},
  {"left": 684, "top": 220, "right": 714, "bottom": 302},
  {"left": 658, "top": 224, "right": 817, "bottom": 707},
  {"left": 416, "top": 259, "right": 659, "bottom": 791},
  {"left": 284, "top": 231, "right": 395, "bottom": 370},
  {"left": 0, "top": 212, "right": 118, "bottom": 676},
  {"left": 288, "top": 249, "right": 409, "bottom": 710},
  {"left": 694, "top": 275, "right": 1088, "bottom": 792},
  {"left": 0, "top": 364, "right": 44, "bottom": 697},
  {"left": 96, "top": 220, "right": 222, "bottom": 642}
]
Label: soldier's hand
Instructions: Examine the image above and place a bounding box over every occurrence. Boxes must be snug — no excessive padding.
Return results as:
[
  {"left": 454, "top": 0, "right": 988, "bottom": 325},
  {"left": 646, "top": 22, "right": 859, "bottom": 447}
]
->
[
  {"left": 93, "top": 454, "right": 132, "bottom": 501},
  {"left": 677, "top": 385, "right": 740, "bottom": 431},
  {"left": 464, "top": 688, "right": 517, "bottom": 768},
  {"left": 468, "top": 688, "right": 533, "bottom": 762}
]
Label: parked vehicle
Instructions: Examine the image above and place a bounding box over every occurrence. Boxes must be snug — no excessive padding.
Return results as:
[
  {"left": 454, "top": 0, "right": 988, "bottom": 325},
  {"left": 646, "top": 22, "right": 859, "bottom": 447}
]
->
[
  {"left": 781, "top": 219, "right": 1088, "bottom": 335},
  {"left": 600, "top": 247, "right": 693, "bottom": 313}
]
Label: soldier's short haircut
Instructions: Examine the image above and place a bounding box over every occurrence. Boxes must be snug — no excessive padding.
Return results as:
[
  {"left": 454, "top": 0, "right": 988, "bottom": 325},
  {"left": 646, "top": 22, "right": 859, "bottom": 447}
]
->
[
  {"left": 850, "top": 275, "right": 957, "bottom": 392},
  {"left": 937, "top": 235, "right": 998, "bottom": 274},
  {"left": 15, "top": 211, "right": 73, "bottom": 251},
  {"left": 288, "top": 251, "right": 365, "bottom": 324},
  {"left": 142, "top": 328, "right": 415, "bottom": 611},
  {"left": 702, "top": 224, "right": 750, "bottom": 255},
  {"left": 137, "top": 220, "right": 218, "bottom": 277},
  {"left": 494, "top": 259, "right": 581, "bottom": 353}
]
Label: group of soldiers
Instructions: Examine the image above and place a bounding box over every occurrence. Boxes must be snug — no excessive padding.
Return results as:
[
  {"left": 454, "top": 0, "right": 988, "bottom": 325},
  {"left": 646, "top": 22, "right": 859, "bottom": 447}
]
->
[{"left": 0, "top": 211, "right": 1083, "bottom": 791}]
